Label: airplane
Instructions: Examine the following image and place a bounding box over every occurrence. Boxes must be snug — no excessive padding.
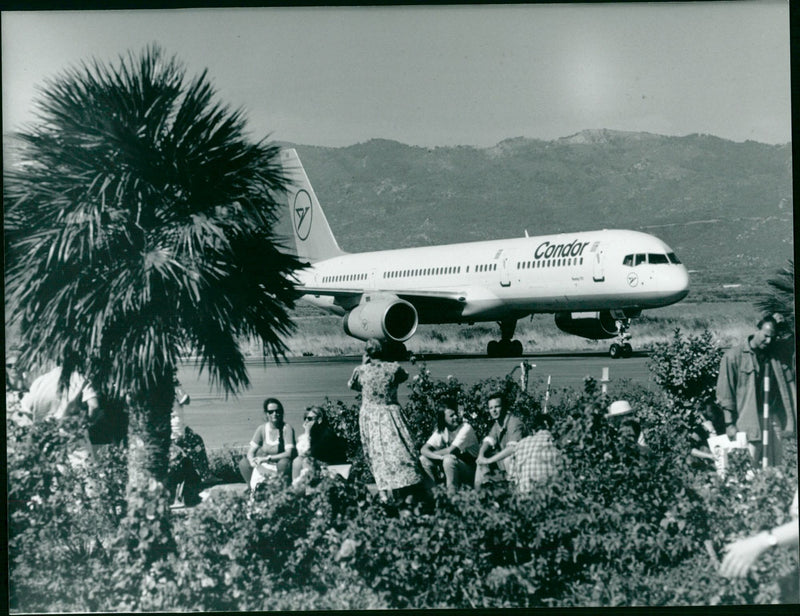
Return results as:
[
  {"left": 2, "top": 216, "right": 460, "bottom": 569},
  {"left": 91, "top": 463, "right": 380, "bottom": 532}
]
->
[{"left": 280, "top": 148, "right": 690, "bottom": 359}]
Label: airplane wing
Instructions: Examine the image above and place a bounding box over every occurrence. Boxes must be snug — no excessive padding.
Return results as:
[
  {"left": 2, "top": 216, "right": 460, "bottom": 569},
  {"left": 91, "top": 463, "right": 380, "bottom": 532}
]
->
[
  {"left": 297, "top": 285, "right": 466, "bottom": 301},
  {"left": 296, "top": 286, "right": 364, "bottom": 300},
  {"left": 296, "top": 285, "right": 467, "bottom": 316}
]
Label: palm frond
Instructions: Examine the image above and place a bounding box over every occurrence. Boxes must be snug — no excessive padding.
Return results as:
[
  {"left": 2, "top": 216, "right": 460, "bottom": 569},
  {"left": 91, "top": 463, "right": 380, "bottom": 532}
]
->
[
  {"left": 5, "top": 44, "right": 302, "bottom": 396},
  {"left": 753, "top": 260, "right": 795, "bottom": 331}
]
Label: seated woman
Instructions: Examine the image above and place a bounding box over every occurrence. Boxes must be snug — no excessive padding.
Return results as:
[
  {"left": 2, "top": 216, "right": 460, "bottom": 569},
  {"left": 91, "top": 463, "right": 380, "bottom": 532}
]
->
[
  {"left": 239, "top": 397, "right": 296, "bottom": 488},
  {"left": 688, "top": 401, "right": 726, "bottom": 467},
  {"left": 167, "top": 390, "right": 216, "bottom": 507},
  {"left": 419, "top": 399, "right": 479, "bottom": 495},
  {"left": 292, "top": 405, "right": 348, "bottom": 483}
]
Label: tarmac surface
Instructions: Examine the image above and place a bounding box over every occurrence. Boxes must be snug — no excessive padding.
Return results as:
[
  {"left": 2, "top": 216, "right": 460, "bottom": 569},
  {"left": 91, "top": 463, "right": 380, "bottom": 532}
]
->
[{"left": 177, "top": 350, "right": 654, "bottom": 450}]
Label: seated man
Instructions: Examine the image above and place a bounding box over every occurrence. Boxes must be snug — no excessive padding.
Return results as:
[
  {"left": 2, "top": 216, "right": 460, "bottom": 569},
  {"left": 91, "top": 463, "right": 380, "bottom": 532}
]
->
[
  {"left": 512, "top": 413, "right": 561, "bottom": 495},
  {"left": 167, "top": 389, "right": 216, "bottom": 507},
  {"left": 419, "top": 399, "right": 480, "bottom": 495},
  {"left": 606, "top": 399, "right": 651, "bottom": 456},
  {"left": 475, "top": 392, "right": 526, "bottom": 489}
]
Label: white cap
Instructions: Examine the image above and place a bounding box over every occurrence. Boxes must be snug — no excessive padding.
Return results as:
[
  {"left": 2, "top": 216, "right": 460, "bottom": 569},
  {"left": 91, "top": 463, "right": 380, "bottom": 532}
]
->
[
  {"left": 606, "top": 400, "right": 634, "bottom": 418},
  {"left": 176, "top": 387, "right": 190, "bottom": 406}
]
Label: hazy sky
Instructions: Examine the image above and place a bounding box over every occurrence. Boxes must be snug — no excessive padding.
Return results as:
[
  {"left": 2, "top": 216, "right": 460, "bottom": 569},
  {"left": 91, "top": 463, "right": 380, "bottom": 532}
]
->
[{"left": 2, "top": 2, "right": 792, "bottom": 148}]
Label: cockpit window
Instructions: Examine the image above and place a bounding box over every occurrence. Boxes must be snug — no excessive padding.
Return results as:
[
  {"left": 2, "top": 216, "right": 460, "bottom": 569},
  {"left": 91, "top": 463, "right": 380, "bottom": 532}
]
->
[
  {"left": 634, "top": 254, "right": 646, "bottom": 266},
  {"left": 622, "top": 254, "right": 633, "bottom": 267},
  {"left": 667, "top": 252, "right": 681, "bottom": 264},
  {"left": 648, "top": 253, "right": 669, "bottom": 264}
]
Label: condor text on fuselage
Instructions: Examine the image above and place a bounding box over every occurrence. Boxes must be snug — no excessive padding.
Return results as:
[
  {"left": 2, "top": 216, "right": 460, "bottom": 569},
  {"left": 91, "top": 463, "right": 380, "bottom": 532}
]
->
[{"left": 280, "top": 148, "right": 690, "bottom": 358}]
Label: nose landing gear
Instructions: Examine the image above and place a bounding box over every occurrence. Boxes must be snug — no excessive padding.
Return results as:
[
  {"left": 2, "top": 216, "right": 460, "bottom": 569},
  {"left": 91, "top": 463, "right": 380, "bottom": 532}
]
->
[{"left": 608, "top": 319, "right": 633, "bottom": 358}]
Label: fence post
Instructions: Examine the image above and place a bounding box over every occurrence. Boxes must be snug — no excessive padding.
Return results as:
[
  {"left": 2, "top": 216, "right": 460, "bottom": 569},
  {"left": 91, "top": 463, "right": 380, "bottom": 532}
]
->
[
  {"left": 762, "top": 362, "right": 770, "bottom": 469},
  {"left": 601, "top": 366, "right": 610, "bottom": 397},
  {"left": 543, "top": 374, "right": 551, "bottom": 414}
]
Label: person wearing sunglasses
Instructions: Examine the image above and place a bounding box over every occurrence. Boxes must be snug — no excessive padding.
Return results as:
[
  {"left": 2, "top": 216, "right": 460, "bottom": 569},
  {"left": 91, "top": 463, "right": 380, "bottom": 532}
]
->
[
  {"left": 239, "top": 397, "right": 296, "bottom": 488},
  {"left": 293, "top": 405, "right": 348, "bottom": 483}
]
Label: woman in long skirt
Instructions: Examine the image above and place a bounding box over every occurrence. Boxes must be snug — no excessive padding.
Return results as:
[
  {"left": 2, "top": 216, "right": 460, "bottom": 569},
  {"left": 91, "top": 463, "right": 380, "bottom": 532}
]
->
[{"left": 348, "top": 339, "right": 424, "bottom": 500}]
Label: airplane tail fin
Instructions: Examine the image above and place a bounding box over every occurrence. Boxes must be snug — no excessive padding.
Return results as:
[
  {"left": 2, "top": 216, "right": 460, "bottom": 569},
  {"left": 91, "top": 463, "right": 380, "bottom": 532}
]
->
[{"left": 280, "top": 148, "right": 345, "bottom": 262}]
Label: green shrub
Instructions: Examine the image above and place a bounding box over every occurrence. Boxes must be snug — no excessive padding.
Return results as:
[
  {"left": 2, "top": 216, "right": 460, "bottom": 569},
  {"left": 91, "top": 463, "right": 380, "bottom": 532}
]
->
[
  {"left": 8, "top": 338, "right": 798, "bottom": 611},
  {"left": 647, "top": 327, "right": 723, "bottom": 409},
  {"left": 207, "top": 445, "right": 246, "bottom": 483},
  {"left": 7, "top": 416, "right": 128, "bottom": 611}
]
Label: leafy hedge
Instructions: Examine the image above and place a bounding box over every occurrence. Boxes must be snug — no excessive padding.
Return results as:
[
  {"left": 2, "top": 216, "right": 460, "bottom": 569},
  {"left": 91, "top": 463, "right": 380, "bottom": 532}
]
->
[{"left": 8, "top": 329, "right": 798, "bottom": 610}]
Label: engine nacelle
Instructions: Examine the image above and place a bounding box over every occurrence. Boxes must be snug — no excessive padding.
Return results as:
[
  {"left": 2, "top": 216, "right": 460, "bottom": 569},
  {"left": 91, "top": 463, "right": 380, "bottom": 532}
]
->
[
  {"left": 343, "top": 296, "right": 418, "bottom": 342},
  {"left": 554, "top": 311, "right": 619, "bottom": 340}
]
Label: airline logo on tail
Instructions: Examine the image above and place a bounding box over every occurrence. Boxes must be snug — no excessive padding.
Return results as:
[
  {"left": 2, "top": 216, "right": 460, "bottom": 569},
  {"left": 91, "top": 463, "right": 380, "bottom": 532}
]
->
[{"left": 294, "top": 189, "right": 313, "bottom": 241}]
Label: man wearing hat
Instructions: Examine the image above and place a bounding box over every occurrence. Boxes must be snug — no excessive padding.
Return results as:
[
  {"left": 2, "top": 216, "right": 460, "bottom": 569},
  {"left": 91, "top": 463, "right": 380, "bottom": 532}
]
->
[
  {"left": 606, "top": 400, "right": 649, "bottom": 453},
  {"left": 606, "top": 400, "right": 634, "bottom": 420},
  {"left": 167, "top": 386, "right": 215, "bottom": 507}
]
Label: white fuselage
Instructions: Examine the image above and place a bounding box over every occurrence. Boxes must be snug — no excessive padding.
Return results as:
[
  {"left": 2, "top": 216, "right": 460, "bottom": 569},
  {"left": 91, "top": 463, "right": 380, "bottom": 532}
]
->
[{"left": 296, "top": 228, "right": 690, "bottom": 323}]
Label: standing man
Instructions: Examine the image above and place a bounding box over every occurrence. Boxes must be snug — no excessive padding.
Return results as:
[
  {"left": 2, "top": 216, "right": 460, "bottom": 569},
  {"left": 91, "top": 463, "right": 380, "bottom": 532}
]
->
[
  {"left": 716, "top": 315, "right": 796, "bottom": 467},
  {"left": 20, "top": 349, "right": 102, "bottom": 468},
  {"left": 21, "top": 350, "right": 101, "bottom": 425},
  {"left": 475, "top": 391, "right": 526, "bottom": 488}
]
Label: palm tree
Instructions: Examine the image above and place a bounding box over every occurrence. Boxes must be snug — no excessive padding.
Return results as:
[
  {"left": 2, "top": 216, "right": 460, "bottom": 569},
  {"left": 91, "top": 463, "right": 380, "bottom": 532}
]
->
[
  {"left": 4, "top": 45, "right": 302, "bottom": 557},
  {"left": 753, "top": 260, "right": 795, "bottom": 365},
  {"left": 754, "top": 260, "right": 795, "bottom": 330}
]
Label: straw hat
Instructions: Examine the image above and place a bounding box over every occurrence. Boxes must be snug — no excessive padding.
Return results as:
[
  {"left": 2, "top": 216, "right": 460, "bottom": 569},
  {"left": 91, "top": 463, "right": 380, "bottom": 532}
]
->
[{"left": 606, "top": 400, "right": 634, "bottom": 419}]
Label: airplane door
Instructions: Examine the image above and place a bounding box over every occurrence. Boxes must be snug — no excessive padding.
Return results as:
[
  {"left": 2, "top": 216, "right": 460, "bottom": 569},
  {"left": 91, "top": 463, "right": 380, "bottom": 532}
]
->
[
  {"left": 500, "top": 256, "right": 511, "bottom": 287},
  {"left": 591, "top": 242, "right": 605, "bottom": 282}
]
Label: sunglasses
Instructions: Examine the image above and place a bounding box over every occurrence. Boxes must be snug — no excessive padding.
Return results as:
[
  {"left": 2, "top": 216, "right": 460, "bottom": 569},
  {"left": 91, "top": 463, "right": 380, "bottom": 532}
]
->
[{"left": 304, "top": 415, "right": 317, "bottom": 422}]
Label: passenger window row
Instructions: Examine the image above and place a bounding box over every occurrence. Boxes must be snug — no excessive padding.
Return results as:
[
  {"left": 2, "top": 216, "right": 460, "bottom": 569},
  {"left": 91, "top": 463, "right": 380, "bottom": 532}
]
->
[
  {"left": 383, "top": 266, "right": 461, "bottom": 279},
  {"left": 622, "top": 252, "right": 681, "bottom": 266},
  {"left": 475, "top": 263, "right": 497, "bottom": 273},
  {"left": 323, "top": 273, "right": 368, "bottom": 283},
  {"left": 517, "top": 257, "right": 583, "bottom": 269}
]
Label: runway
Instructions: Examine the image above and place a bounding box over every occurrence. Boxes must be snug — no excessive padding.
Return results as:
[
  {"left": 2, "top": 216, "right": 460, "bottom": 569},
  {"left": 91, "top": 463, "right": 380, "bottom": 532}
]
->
[{"left": 176, "top": 352, "right": 654, "bottom": 450}]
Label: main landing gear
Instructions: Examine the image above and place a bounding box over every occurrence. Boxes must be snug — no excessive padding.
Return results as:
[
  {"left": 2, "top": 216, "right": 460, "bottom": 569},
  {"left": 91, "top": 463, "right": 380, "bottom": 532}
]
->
[
  {"left": 487, "top": 319, "right": 524, "bottom": 358},
  {"left": 608, "top": 319, "right": 633, "bottom": 359}
]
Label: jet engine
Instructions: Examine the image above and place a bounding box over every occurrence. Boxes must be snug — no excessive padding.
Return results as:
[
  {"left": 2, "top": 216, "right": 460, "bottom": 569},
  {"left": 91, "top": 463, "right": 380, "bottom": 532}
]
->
[
  {"left": 554, "top": 311, "right": 619, "bottom": 340},
  {"left": 343, "top": 296, "right": 418, "bottom": 342}
]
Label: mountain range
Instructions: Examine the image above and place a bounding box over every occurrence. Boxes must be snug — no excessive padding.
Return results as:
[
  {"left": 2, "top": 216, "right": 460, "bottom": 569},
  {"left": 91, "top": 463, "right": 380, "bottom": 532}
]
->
[{"left": 277, "top": 130, "right": 794, "bottom": 301}]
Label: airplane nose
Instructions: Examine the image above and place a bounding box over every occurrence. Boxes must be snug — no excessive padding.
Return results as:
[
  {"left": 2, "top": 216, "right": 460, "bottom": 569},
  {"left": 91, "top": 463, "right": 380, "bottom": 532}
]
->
[{"left": 666, "top": 265, "right": 690, "bottom": 300}]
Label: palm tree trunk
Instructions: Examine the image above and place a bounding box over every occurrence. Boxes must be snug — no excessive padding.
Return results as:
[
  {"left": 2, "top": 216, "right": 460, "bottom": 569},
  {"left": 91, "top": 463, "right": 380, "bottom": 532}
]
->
[{"left": 119, "top": 374, "right": 175, "bottom": 561}]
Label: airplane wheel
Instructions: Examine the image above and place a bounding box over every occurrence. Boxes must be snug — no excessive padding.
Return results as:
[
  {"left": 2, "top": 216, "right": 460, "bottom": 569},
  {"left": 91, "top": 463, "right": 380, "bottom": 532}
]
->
[
  {"left": 487, "top": 340, "right": 500, "bottom": 357},
  {"left": 622, "top": 343, "right": 633, "bottom": 358},
  {"left": 510, "top": 340, "right": 523, "bottom": 357},
  {"left": 609, "top": 343, "right": 622, "bottom": 359}
]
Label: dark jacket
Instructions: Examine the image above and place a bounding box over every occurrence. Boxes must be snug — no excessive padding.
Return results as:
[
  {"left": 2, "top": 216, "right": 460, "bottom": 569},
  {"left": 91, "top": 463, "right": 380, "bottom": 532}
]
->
[{"left": 309, "top": 423, "right": 348, "bottom": 465}]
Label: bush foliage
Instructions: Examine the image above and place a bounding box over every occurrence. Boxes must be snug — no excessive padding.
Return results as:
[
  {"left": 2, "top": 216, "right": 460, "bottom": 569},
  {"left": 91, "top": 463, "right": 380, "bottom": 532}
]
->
[{"left": 8, "top": 329, "right": 798, "bottom": 611}]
